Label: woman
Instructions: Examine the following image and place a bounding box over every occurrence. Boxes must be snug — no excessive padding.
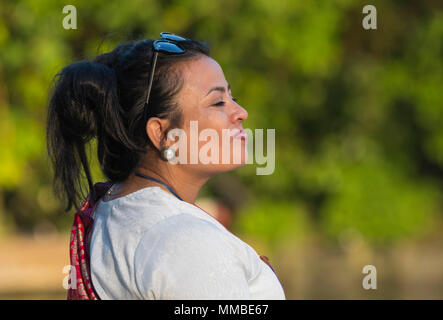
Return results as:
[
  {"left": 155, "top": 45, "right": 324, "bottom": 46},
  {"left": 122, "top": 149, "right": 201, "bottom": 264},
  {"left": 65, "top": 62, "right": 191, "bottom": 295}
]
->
[{"left": 47, "top": 32, "right": 285, "bottom": 300}]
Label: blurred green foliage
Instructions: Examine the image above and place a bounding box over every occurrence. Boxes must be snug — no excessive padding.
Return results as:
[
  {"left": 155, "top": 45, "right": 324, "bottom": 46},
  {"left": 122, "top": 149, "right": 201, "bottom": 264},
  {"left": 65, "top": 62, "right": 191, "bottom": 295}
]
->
[
  {"left": 0, "top": 0, "right": 443, "bottom": 246},
  {"left": 233, "top": 200, "right": 311, "bottom": 252}
]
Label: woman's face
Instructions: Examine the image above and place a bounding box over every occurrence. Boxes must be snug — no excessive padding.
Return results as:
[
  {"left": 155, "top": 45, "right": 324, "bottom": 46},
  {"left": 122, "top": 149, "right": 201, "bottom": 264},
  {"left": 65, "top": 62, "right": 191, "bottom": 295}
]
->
[{"left": 171, "top": 55, "right": 249, "bottom": 175}]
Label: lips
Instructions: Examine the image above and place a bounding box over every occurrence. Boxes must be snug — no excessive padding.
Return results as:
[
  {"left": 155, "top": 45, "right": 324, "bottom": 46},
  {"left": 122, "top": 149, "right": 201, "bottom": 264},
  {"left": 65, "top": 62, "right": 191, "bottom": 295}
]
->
[{"left": 233, "top": 128, "right": 247, "bottom": 141}]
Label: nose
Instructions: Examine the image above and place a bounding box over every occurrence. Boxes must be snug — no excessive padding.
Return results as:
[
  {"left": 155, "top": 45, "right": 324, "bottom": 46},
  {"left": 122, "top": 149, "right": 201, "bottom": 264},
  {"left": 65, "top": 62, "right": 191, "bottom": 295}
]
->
[{"left": 231, "top": 102, "right": 248, "bottom": 123}]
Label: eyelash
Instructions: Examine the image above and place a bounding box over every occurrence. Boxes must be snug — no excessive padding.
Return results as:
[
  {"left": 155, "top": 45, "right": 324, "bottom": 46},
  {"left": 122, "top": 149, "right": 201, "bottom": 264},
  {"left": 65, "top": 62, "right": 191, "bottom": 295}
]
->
[{"left": 214, "top": 97, "right": 238, "bottom": 106}]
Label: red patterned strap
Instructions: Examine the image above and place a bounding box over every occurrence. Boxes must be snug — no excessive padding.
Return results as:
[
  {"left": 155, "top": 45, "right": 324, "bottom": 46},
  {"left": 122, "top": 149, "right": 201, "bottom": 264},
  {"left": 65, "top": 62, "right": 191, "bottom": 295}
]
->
[
  {"left": 260, "top": 255, "right": 276, "bottom": 274},
  {"left": 67, "top": 182, "right": 111, "bottom": 300}
]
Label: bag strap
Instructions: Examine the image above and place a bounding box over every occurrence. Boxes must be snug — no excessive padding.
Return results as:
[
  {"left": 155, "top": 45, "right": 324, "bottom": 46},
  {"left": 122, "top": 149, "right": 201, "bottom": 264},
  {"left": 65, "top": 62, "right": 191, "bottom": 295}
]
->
[{"left": 67, "top": 182, "right": 111, "bottom": 300}]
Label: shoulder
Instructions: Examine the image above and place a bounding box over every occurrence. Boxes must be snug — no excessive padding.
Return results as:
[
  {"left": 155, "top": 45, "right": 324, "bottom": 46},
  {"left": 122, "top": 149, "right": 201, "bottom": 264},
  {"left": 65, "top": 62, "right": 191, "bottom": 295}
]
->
[{"left": 93, "top": 187, "right": 189, "bottom": 235}]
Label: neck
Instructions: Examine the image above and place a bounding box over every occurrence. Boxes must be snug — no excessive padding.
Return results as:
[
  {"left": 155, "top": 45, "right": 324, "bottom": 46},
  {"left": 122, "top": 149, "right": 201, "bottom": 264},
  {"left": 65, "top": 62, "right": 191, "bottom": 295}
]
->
[{"left": 134, "top": 161, "right": 209, "bottom": 204}]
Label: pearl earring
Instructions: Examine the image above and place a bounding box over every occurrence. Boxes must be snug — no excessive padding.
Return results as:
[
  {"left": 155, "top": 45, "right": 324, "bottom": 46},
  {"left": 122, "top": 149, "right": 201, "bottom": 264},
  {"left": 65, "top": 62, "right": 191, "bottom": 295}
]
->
[{"left": 160, "top": 146, "right": 176, "bottom": 162}]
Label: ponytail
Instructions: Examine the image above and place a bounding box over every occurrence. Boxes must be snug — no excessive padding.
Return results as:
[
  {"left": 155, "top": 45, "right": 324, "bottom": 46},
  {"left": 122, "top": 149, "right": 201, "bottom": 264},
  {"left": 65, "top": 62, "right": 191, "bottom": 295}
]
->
[{"left": 46, "top": 61, "right": 118, "bottom": 211}]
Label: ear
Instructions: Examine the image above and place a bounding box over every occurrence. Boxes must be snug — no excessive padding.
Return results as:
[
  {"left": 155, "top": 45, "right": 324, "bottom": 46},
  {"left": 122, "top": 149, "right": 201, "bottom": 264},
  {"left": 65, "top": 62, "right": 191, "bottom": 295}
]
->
[{"left": 146, "top": 117, "right": 171, "bottom": 151}]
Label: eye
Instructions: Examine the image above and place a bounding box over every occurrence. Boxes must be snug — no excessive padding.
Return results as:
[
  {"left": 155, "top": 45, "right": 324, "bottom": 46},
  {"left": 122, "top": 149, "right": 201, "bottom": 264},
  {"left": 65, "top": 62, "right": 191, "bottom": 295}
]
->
[
  {"left": 212, "top": 97, "right": 238, "bottom": 107},
  {"left": 213, "top": 101, "right": 226, "bottom": 107}
]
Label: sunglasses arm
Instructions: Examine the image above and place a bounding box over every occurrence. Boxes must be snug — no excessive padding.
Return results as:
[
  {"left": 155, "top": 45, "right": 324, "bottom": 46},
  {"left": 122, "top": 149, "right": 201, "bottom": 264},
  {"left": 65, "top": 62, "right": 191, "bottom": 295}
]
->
[{"left": 143, "top": 50, "right": 159, "bottom": 123}]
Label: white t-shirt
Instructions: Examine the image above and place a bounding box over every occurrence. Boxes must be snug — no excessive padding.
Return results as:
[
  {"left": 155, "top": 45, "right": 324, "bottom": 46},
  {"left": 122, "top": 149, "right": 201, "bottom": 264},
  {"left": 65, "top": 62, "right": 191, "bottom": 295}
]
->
[{"left": 89, "top": 185, "right": 286, "bottom": 300}]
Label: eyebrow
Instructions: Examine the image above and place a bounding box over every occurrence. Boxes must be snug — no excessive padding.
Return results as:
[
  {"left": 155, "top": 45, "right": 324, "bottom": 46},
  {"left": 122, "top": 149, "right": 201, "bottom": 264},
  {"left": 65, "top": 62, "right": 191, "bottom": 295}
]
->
[{"left": 205, "top": 83, "right": 231, "bottom": 96}]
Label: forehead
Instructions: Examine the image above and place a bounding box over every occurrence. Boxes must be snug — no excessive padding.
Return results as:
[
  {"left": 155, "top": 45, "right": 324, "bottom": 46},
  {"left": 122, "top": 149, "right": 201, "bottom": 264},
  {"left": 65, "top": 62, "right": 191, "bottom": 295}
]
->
[{"left": 179, "top": 55, "right": 228, "bottom": 95}]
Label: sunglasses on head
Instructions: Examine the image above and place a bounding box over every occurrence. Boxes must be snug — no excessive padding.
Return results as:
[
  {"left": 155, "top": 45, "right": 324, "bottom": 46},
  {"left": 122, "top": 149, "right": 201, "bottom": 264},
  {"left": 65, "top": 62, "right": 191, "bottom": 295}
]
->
[{"left": 144, "top": 32, "right": 188, "bottom": 120}]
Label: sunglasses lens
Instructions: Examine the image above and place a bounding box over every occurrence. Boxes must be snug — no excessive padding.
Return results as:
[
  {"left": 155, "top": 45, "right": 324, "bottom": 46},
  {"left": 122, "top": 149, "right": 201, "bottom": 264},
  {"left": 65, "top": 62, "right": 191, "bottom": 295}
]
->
[
  {"left": 153, "top": 40, "right": 185, "bottom": 54},
  {"left": 160, "top": 32, "right": 187, "bottom": 41}
]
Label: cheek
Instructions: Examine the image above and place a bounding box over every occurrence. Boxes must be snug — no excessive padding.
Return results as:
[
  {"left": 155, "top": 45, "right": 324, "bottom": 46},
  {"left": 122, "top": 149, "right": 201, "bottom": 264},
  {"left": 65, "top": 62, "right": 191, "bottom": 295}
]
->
[
  {"left": 175, "top": 106, "right": 245, "bottom": 165},
  {"left": 200, "top": 111, "right": 231, "bottom": 161},
  {"left": 191, "top": 107, "right": 230, "bottom": 138},
  {"left": 198, "top": 112, "right": 238, "bottom": 157},
  {"left": 171, "top": 112, "right": 247, "bottom": 166}
]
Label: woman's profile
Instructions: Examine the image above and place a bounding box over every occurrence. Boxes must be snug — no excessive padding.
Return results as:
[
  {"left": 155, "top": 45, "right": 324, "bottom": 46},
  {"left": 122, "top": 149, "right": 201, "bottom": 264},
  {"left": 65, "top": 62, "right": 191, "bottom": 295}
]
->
[{"left": 46, "top": 32, "right": 285, "bottom": 300}]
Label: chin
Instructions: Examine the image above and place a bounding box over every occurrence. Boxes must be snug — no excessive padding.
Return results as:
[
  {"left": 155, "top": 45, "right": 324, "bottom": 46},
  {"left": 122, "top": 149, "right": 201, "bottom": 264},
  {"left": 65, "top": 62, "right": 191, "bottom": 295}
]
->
[{"left": 216, "top": 158, "right": 248, "bottom": 173}]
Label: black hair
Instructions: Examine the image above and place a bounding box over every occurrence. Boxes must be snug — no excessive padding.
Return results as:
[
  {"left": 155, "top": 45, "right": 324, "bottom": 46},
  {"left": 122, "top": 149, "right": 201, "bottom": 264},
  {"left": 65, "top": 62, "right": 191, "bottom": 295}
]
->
[{"left": 46, "top": 37, "right": 210, "bottom": 211}]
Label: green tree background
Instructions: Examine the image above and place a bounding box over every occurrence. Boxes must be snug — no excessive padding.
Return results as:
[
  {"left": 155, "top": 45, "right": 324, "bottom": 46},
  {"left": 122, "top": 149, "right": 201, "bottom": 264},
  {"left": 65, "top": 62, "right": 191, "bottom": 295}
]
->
[{"left": 1, "top": 0, "right": 443, "bottom": 298}]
